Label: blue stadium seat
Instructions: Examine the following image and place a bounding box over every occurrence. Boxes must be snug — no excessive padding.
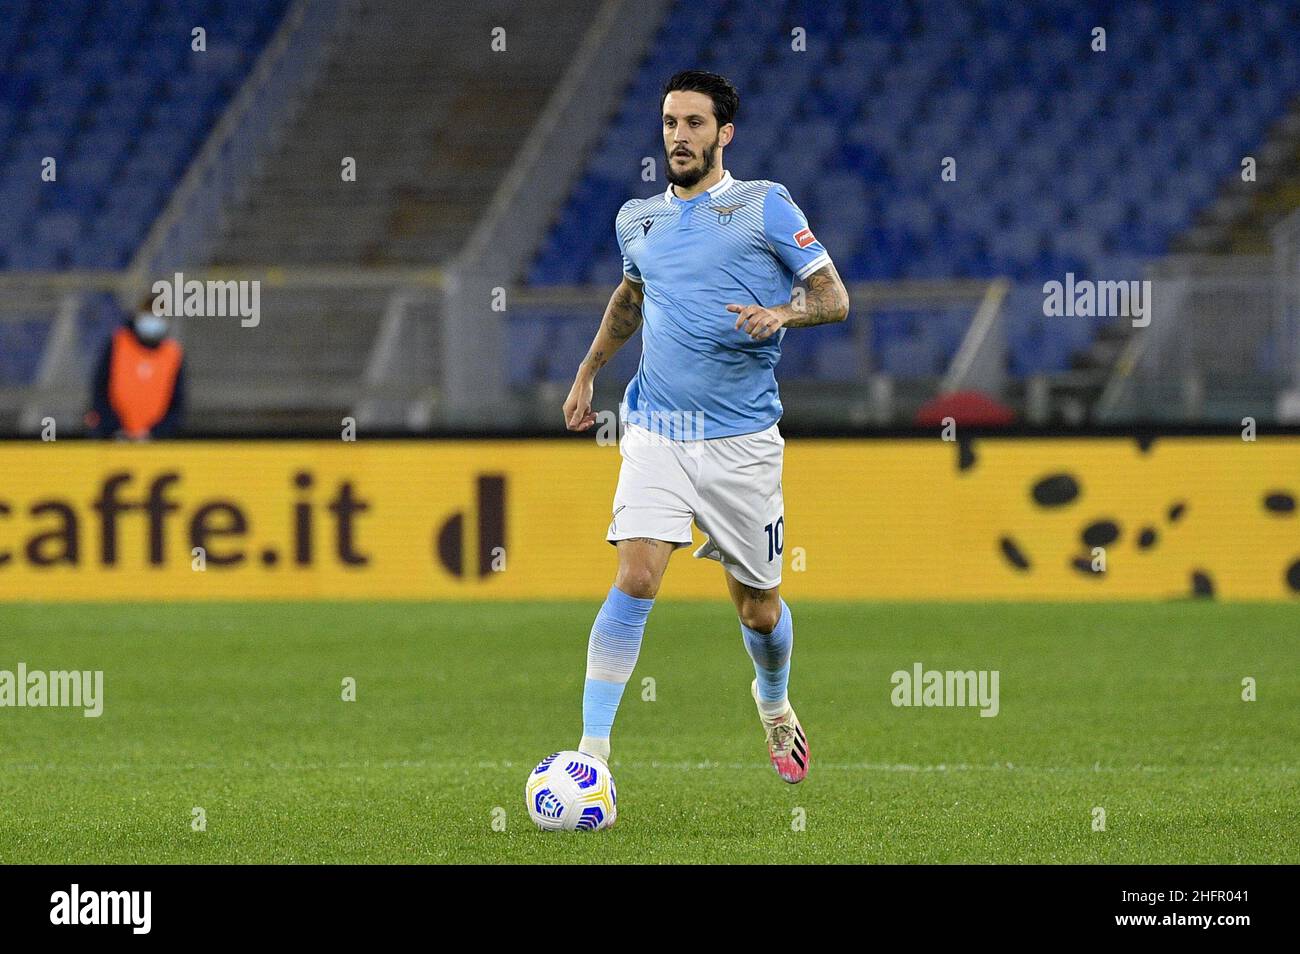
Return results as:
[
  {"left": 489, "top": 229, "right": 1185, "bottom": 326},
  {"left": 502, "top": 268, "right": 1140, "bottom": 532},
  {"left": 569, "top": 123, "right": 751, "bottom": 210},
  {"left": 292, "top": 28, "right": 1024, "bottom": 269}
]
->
[
  {"left": 0, "top": 0, "right": 291, "bottom": 383},
  {"left": 0, "top": 0, "right": 289, "bottom": 277},
  {"left": 527, "top": 0, "right": 1300, "bottom": 382}
]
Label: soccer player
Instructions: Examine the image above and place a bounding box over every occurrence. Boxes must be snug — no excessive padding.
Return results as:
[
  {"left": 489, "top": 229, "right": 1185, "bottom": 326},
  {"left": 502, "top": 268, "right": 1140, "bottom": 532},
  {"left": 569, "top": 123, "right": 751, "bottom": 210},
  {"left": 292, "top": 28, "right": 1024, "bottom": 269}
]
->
[{"left": 562, "top": 70, "right": 849, "bottom": 783}]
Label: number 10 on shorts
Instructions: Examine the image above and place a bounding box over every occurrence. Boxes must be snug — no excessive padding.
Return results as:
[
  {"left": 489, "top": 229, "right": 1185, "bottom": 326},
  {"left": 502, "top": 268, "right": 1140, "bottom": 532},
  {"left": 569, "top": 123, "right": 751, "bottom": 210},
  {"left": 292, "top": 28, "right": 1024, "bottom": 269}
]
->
[{"left": 764, "top": 517, "right": 785, "bottom": 562}]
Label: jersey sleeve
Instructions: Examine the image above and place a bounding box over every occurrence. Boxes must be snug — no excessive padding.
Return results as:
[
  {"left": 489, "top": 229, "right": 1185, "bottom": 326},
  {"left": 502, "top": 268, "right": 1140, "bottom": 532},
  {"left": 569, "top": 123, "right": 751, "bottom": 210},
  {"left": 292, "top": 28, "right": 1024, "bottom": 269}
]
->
[
  {"left": 615, "top": 202, "right": 644, "bottom": 283},
  {"left": 762, "top": 183, "right": 832, "bottom": 281}
]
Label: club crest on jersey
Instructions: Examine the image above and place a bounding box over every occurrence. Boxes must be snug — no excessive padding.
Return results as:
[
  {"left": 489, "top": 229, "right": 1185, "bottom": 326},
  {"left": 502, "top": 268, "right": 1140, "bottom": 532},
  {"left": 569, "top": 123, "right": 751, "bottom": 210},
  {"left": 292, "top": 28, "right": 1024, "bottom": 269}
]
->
[
  {"left": 794, "top": 227, "right": 816, "bottom": 248},
  {"left": 709, "top": 202, "right": 745, "bottom": 225},
  {"left": 641, "top": 218, "right": 654, "bottom": 236}
]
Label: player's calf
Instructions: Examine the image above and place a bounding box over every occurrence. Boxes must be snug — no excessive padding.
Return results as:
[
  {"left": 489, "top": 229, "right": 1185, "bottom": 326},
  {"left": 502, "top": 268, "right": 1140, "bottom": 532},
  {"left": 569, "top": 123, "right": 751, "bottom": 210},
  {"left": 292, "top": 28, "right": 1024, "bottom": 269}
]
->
[
  {"left": 579, "top": 541, "right": 673, "bottom": 762},
  {"left": 737, "top": 595, "right": 806, "bottom": 781},
  {"left": 579, "top": 585, "right": 654, "bottom": 763}
]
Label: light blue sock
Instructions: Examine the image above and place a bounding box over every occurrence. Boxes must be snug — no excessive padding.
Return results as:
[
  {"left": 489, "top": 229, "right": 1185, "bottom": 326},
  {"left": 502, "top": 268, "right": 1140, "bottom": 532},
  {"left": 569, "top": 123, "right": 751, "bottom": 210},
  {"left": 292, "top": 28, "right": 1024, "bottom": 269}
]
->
[
  {"left": 581, "top": 586, "right": 654, "bottom": 754},
  {"left": 741, "top": 598, "right": 793, "bottom": 717}
]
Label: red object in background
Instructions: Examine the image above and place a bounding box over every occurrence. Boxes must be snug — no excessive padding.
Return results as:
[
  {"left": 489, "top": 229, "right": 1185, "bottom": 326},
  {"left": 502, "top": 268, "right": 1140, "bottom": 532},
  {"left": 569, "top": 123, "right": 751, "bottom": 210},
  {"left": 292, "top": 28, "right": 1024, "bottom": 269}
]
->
[{"left": 914, "top": 390, "right": 1016, "bottom": 427}]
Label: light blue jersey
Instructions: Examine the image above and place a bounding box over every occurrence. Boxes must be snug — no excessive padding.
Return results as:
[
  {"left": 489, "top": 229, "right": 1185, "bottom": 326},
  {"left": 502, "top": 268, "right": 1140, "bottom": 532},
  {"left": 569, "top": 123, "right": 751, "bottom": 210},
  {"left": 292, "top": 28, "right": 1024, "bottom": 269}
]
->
[{"left": 615, "top": 170, "right": 832, "bottom": 440}]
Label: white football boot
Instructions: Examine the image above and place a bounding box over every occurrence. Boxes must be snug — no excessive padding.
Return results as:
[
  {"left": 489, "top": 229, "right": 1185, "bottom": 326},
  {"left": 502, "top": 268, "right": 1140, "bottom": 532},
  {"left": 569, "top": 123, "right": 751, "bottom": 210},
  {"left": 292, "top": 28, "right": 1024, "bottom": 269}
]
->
[{"left": 751, "top": 678, "right": 809, "bottom": 783}]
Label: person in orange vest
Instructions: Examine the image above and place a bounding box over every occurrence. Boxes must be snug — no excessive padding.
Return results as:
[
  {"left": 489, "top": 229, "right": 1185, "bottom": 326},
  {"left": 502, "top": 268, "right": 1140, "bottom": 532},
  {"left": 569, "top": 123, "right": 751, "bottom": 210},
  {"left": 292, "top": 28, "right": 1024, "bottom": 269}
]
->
[{"left": 87, "top": 295, "right": 186, "bottom": 439}]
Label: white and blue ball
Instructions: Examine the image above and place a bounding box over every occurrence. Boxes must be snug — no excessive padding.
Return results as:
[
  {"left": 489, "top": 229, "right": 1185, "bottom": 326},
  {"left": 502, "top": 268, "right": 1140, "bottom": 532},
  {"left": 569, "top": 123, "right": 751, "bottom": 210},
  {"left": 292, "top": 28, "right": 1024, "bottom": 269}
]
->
[{"left": 525, "top": 751, "right": 617, "bottom": 832}]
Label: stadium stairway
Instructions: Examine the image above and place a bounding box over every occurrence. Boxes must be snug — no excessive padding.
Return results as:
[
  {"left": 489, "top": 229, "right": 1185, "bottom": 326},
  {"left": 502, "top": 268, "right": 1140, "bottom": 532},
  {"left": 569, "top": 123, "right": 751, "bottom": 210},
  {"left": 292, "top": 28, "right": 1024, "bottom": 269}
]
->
[
  {"left": 208, "top": 0, "right": 600, "bottom": 267},
  {"left": 188, "top": 0, "right": 603, "bottom": 431}
]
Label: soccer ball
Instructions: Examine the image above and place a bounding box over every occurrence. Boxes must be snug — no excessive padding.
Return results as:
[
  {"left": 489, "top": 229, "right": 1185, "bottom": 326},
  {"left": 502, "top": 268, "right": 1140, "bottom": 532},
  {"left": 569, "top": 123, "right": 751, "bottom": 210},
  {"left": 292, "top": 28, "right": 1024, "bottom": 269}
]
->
[{"left": 525, "top": 751, "right": 617, "bottom": 832}]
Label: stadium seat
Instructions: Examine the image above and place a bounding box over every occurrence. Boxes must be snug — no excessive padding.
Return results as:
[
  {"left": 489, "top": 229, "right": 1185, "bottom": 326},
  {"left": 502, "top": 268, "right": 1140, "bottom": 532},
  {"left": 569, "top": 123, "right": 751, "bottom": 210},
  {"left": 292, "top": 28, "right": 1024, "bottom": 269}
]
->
[
  {"left": 0, "top": 0, "right": 288, "bottom": 275},
  {"left": 529, "top": 0, "right": 1300, "bottom": 383}
]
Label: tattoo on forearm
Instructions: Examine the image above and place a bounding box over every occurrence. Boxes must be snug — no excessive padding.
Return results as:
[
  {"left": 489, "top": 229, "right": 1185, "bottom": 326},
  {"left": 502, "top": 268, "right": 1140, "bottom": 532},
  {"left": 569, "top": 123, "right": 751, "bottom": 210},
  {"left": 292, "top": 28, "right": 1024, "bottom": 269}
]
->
[
  {"left": 607, "top": 285, "right": 643, "bottom": 340},
  {"left": 581, "top": 285, "right": 643, "bottom": 372},
  {"left": 781, "top": 264, "right": 849, "bottom": 328}
]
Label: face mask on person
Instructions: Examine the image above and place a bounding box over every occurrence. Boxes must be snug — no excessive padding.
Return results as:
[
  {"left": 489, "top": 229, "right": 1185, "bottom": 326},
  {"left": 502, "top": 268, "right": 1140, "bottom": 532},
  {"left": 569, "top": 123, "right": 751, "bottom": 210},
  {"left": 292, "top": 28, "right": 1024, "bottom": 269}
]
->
[{"left": 134, "top": 313, "right": 169, "bottom": 345}]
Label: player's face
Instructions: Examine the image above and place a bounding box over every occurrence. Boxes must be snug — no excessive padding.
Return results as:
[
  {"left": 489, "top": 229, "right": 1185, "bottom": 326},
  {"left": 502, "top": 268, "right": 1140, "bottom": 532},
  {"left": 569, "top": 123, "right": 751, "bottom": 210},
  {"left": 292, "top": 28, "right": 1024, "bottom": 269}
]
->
[{"left": 662, "top": 91, "right": 729, "bottom": 188}]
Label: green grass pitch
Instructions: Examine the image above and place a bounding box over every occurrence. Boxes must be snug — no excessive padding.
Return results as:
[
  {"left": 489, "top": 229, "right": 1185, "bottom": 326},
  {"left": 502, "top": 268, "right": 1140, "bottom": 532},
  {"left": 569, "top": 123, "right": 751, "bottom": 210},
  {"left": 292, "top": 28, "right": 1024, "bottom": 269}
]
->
[{"left": 1, "top": 600, "right": 1296, "bottom": 863}]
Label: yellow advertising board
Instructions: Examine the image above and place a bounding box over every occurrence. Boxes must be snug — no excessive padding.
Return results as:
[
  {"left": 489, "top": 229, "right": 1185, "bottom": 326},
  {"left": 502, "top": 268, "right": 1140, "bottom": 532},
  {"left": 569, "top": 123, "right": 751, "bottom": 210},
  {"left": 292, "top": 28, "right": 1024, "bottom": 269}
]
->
[{"left": 0, "top": 438, "right": 1297, "bottom": 601}]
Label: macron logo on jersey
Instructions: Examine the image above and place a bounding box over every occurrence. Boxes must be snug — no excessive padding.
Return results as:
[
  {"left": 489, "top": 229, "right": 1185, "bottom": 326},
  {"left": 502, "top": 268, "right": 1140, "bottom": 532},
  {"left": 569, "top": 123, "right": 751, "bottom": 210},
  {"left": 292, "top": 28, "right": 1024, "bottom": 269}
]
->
[{"left": 794, "top": 227, "right": 816, "bottom": 249}]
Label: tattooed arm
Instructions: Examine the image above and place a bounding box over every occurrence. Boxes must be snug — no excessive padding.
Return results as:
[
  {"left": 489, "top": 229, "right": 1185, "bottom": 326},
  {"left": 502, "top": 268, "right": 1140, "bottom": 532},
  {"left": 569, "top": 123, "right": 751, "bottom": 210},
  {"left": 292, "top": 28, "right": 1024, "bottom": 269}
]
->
[
  {"left": 579, "top": 275, "right": 644, "bottom": 376},
  {"left": 563, "top": 275, "right": 645, "bottom": 430},
  {"left": 728, "top": 262, "right": 850, "bottom": 340}
]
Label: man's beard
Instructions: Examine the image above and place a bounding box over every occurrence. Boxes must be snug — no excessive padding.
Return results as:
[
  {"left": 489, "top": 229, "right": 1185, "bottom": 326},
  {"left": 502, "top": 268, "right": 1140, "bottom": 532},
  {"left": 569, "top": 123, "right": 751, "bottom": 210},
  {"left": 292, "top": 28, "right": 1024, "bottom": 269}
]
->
[{"left": 665, "top": 134, "right": 719, "bottom": 188}]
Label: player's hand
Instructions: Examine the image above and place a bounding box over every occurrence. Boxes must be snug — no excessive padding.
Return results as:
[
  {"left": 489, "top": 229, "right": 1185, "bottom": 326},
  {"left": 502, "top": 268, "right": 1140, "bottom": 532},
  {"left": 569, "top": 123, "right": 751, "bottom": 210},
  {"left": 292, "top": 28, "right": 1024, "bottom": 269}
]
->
[
  {"left": 727, "top": 303, "right": 786, "bottom": 340},
  {"left": 563, "top": 373, "right": 597, "bottom": 431}
]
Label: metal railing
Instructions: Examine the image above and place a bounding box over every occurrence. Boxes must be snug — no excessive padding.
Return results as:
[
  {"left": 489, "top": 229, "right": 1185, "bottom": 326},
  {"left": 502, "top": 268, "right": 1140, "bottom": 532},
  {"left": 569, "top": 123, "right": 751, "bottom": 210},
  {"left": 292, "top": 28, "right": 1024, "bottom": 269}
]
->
[
  {"left": 1272, "top": 206, "right": 1300, "bottom": 390},
  {"left": 0, "top": 269, "right": 1007, "bottom": 433},
  {"left": 1097, "top": 254, "right": 1286, "bottom": 422}
]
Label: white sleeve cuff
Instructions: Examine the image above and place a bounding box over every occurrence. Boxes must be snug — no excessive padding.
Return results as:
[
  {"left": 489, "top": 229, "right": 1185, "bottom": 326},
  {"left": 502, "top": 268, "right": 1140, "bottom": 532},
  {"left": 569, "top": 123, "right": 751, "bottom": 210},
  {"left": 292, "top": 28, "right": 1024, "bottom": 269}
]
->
[
  {"left": 623, "top": 271, "right": 644, "bottom": 284},
  {"left": 795, "top": 253, "right": 832, "bottom": 281}
]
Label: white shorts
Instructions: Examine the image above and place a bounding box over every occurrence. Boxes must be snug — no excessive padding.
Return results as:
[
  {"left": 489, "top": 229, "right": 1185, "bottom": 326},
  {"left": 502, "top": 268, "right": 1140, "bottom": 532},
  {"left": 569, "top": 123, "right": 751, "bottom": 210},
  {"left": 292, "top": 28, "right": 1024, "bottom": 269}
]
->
[{"left": 605, "top": 422, "right": 785, "bottom": 589}]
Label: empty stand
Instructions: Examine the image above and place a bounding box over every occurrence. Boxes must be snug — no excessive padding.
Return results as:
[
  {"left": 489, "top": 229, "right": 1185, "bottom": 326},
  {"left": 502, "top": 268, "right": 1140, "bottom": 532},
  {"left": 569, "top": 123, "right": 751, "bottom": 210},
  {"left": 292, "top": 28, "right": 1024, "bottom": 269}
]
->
[
  {"left": 530, "top": 0, "right": 1300, "bottom": 392},
  {"left": 0, "top": 0, "right": 290, "bottom": 270}
]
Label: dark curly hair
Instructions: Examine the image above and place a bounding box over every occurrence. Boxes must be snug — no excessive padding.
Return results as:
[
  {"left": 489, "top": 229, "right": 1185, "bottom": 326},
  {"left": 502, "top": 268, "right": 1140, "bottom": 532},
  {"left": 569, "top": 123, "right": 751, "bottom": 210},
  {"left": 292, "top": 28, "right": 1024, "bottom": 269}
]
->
[{"left": 661, "top": 70, "right": 740, "bottom": 127}]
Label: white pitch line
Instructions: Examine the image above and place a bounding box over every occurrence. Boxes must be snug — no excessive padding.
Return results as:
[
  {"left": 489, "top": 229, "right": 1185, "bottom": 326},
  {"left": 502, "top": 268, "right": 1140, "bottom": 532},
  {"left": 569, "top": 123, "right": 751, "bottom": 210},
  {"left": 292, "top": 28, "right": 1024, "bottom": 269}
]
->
[{"left": 2, "top": 759, "right": 1294, "bottom": 774}]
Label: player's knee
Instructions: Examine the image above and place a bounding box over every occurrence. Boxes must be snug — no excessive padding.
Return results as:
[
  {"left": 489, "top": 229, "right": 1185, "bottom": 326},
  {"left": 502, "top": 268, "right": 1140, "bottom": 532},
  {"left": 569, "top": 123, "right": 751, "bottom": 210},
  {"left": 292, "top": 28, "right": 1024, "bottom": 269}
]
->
[
  {"left": 614, "top": 564, "right": 660, "bottom": 600},
  {"left": 739, "top": 600, "right": 780, "bottom": 634}
]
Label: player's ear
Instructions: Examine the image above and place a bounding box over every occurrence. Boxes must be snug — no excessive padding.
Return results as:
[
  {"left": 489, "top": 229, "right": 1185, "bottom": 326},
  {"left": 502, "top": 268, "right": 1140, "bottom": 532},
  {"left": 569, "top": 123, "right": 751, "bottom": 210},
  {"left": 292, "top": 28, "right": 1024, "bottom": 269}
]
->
[{"left": 720, "top": 123, "right": 734, "bottom": 148}]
